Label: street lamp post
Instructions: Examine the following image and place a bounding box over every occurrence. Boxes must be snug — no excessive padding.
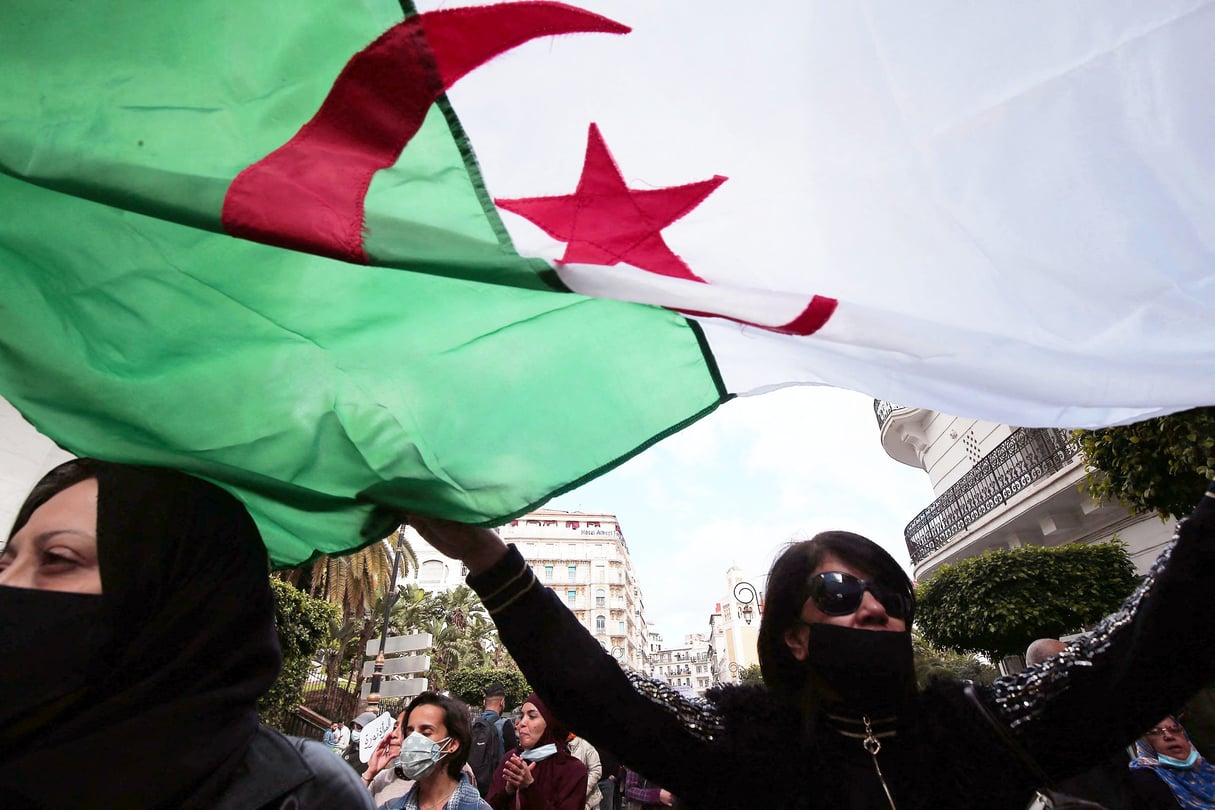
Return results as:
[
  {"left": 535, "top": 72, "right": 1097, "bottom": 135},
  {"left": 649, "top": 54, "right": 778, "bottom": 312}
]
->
[{"left": 733, "top": 580, "right": 760, "bottom": 625}]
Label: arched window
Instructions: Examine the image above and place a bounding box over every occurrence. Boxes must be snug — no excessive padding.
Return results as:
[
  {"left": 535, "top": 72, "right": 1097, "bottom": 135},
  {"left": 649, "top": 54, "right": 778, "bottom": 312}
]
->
[
  {"left": 418, "top": 560, "right": 447, "bottom": 586},
  {"left": 595, "top": 615, "right": 606, "bottom": 633}
]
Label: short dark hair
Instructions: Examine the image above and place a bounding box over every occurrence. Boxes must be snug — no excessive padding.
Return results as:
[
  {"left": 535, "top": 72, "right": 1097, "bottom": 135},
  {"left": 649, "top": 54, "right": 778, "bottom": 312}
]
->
[
  {"left": 405, "top": 691, "right": 473, "bottom": 779},
  {"left": 484, "top": 682, "right": 506, "bottom": 700},
  {"left": 757, "top": 531, "right": 913, "bottom": 695}
]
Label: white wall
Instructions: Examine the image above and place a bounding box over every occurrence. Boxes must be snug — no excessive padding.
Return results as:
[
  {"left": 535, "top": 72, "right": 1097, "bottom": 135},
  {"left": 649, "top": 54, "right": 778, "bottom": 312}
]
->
[
  {"left": 919, "top": 415, "right": 1014, "bottom": 494},
  {"left": 0, "top": 396, "right": 74, "bottom": 539}
]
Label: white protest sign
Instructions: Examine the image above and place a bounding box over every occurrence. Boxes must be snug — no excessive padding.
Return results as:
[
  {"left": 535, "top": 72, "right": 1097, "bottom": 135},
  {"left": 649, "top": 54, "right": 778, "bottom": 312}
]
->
[{"left": 359, "top": 711, "right": 395, "bottom": 764}]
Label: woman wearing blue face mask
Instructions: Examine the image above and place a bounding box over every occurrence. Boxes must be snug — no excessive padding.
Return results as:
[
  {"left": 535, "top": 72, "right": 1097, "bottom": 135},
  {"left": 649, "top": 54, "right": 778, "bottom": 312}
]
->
[
  {"left": 1128, "top": 716, "right": 1215, "bottom": 809},
  {"left": 382, "top": 692, "right": 489, "bottom": 810}
]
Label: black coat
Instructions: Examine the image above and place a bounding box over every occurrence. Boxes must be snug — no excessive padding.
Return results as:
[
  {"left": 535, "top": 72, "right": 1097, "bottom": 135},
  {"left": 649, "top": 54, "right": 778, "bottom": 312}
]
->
[{"left": 469, "top": 492, "right": 1215, "bottom": 809}]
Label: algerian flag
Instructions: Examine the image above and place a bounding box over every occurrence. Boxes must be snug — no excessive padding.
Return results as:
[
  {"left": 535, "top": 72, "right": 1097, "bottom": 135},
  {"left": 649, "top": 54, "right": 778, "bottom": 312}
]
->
[{"left": 1, "top": 1, "right": 1213, "bottom": 563}]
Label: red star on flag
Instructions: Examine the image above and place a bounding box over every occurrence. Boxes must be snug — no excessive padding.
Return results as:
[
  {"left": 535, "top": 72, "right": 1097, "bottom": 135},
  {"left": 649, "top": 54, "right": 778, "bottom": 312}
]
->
[{"left": 495, "top": 123, "right": 726, "bottom": 282}]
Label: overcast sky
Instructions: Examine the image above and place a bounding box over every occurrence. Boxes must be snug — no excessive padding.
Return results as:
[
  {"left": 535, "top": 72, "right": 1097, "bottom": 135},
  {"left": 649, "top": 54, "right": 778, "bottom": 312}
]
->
[{"left": 548, "top": 385, "right": 935, "bottom": 641}]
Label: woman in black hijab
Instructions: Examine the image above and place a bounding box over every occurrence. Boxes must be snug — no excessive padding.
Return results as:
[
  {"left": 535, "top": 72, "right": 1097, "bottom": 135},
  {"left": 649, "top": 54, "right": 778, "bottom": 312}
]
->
[{"left": 0, "top": 459, "right": 373, "bottom": 809}]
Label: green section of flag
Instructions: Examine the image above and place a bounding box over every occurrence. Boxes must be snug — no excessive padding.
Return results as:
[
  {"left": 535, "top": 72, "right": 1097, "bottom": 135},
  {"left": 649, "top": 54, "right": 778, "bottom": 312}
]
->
[
  {"left": 362, "top": 103, "right": 554, "bottom": 287},
  {"left": 0, "top": 174, "right": 725, "bottom": 565},
  {"left": 0, "top": 1, "right": 400, "bottom": 232}
]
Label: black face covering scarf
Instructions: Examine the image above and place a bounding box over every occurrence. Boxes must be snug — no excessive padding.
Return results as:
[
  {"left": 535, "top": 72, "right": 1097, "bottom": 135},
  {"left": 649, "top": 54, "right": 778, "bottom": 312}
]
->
[
  {"left": 803, "top": 623, "right": 917, "bottom": 715},
  {"left": 0, "top": 462, "right": 281, "bottom": 809}
]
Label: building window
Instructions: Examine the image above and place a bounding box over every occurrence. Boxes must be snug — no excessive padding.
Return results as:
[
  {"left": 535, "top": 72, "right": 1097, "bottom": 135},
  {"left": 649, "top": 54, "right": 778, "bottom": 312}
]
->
[
  {"left": 418, "top": 560, "right": 447, "bottom": 586},
  {"left": 567, "top": 589, "right": 577, "bottom": 605},
  {"left": 544, "top": 565, "right": 554, "bottom": 582},
  {"left": 595, "top": 615, "right": 606, "bottom": 632},
  {"left": 618, "top": 621, "right": 626, "bottom": 634},
  {"left": 568, "top": 565, "right": 577, "bottom": 580},
  {"left": 596, "top": 589, "right": 606, "bottom": 608}
]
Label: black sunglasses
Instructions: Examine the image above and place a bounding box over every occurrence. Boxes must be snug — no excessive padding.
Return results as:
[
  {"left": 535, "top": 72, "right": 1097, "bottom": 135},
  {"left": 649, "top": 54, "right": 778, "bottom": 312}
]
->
[{"left": 806, "top": 571, "right": 912, "bottom": 620}]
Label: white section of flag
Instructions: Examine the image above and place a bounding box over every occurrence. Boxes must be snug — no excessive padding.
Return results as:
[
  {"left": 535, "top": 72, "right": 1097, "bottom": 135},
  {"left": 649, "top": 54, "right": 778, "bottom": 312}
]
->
[{"left": 429, "top": 0, "right": 1215, "bottom": 427}]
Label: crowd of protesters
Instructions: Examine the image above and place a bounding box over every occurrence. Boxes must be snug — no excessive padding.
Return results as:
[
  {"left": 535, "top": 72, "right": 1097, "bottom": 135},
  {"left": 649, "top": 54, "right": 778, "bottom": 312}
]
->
[{"left": 4, "top": 458, "right": 1215, "bottom": 809}]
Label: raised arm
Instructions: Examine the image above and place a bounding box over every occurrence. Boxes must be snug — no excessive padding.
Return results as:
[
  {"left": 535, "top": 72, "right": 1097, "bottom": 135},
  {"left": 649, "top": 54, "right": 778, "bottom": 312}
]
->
[
  {"left": 988, "top": 485, "right": 1215, "bottom": 779},
  {"left": 407, "top": 517, "right": 726, "bottom": 798}
]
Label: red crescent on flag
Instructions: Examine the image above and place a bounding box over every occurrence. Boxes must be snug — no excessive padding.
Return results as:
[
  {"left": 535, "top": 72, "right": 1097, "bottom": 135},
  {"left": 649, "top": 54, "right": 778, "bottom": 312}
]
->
[
  {"left": 678, "top": 296, "right": 838, "bottom": 337},
  {"left": 222, "top": 3, "right": 629, "bottom": 263}
]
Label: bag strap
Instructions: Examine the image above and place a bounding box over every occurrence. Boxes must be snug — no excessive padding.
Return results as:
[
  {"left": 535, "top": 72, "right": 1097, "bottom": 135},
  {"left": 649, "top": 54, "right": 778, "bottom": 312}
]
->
[{"left": 962, "top": 681, "right": 1053, "bottom": 786}]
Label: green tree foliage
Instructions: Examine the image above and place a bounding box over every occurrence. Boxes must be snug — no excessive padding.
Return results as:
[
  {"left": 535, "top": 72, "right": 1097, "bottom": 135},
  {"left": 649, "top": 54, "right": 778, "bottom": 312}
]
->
[
  {"left": 912, "top": 630, "right": 996, "bottom": 688},
  {"left": 738, "top": 664, "right": 763, "bottom": 685},
  {"left": 1073, "top": 407, "right": 1215, "bottom": 519},
  {"left": 260, "top": 577, "right": 339, "bottom": 729},
  {"left": 916, "top": 541, "right": 1139, "bottom": 660},
  {"left": 447, "top": 667, "right": 532, "bottom": 709}
]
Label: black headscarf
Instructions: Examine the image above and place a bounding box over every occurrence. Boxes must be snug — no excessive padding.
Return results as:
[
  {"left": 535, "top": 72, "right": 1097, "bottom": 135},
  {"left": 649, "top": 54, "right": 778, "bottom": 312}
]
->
[{"left": 0, "top": 459, "right": 281, "bottom": 809}]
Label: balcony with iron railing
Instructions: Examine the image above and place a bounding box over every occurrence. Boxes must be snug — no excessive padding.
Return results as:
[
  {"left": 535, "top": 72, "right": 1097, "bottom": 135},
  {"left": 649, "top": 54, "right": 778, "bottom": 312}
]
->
[
  {"left": 874, "top": 399, "right": 902, "bottom": 429},
  {"left": 904, "top": 427, "right": 1080, "bottom": 565}
]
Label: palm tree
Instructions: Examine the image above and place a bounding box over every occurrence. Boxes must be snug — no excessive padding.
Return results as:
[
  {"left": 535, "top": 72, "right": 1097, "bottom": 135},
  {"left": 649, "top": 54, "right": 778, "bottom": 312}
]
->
[
  {"left": 389, "top": 583, "right": 435, "bottom": 635},
  {"left": 279, "top": 526, "right": 418, "bottom": 693}
]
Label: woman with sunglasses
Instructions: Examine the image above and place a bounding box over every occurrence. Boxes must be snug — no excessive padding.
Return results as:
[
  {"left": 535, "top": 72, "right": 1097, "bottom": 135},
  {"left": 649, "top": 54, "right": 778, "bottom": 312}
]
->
[{"left": 408, "top": 482, "right": 1215, "bottom": 809}]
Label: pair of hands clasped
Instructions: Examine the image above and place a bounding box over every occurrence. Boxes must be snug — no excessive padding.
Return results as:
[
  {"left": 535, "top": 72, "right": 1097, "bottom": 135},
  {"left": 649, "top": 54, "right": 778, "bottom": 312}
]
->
[{"left": 500, "top": 754, "right": 537, "bottom": 794}]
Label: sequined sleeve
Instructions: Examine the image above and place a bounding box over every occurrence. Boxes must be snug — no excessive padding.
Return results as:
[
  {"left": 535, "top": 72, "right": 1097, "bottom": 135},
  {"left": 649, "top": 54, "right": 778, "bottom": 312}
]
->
[
  {"left": 983, "top": 488, "right": 1215, "bottom": 775},
  {"left": 621, "top": 670, "right": 725, "bottom": 742},
  {"left": 469, "top": 544, "right": 727, "bottom": 793},
  {"left": 987, "top": 536, "right": 1176, "bottom": 731}
]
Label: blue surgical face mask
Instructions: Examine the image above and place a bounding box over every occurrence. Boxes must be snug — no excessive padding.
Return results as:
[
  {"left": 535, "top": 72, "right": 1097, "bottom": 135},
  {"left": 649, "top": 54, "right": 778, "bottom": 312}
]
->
[
  {"left": 396, "top": 731, "right": 453, "bottom": 780},
  {"left": 1158, "top": 747, "right": 1200, "bottom": 769}
]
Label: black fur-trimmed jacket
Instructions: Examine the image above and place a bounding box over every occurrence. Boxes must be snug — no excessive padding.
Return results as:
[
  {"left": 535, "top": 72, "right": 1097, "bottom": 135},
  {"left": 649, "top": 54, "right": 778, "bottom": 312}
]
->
[{"left": 468, "top": 491, "right": 1215, "bottom": 809}]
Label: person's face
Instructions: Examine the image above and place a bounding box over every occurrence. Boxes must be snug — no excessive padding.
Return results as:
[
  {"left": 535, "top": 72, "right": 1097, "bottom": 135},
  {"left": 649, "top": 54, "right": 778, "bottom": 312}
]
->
[
  {"left": 1146, "top": 717, "right": 1192, "bottom": 760},
  {"left": 0, "top": 479, "right": 101, "bottom": 594},
  {"left": 387, "top": 712, "right": 407, "bottom": 756},
  {"left": 405, "top": 703, "right": 456, "bottom": 759},
  {"left": 783, "top": 553, "right": 907, "bottom": 661},
  {"left": 517, "top": 702, "right": 547, "bottom": 749}
]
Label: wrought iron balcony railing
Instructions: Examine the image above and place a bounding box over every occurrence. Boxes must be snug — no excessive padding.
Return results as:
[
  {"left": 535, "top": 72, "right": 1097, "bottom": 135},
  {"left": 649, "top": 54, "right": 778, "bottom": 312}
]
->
[
  {"left": 905, "top": 428, "right": 1079, "bottom": 565},
  {"left": 873, "top": 399, "right": 903, "bottom": 429}
]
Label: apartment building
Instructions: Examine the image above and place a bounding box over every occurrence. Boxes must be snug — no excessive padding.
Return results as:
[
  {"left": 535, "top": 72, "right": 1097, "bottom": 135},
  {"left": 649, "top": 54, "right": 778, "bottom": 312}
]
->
[
  {"left": 647, "top": 630, "right": 713, "bottom": 698},
  {"left": 403, "top": 507, "right": 652, "bottom": 672}
]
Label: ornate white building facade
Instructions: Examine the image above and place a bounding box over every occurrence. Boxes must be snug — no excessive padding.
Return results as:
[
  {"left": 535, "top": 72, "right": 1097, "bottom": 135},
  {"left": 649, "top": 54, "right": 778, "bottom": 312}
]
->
[{"left": 875, "top": 402, "right": 1175, "bottom": 581}]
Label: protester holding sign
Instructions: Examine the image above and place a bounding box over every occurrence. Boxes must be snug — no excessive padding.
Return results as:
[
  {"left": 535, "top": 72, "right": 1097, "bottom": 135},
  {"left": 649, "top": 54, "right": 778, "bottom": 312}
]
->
[{"left": 0, "top": 459, "right": 374, "bottom": 809}]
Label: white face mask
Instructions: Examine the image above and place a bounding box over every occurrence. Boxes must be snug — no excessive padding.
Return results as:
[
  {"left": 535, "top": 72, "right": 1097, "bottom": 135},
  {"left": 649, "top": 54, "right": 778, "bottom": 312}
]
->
[{"left": 396, "top": 731, "right": 453, "bottom": 780}]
